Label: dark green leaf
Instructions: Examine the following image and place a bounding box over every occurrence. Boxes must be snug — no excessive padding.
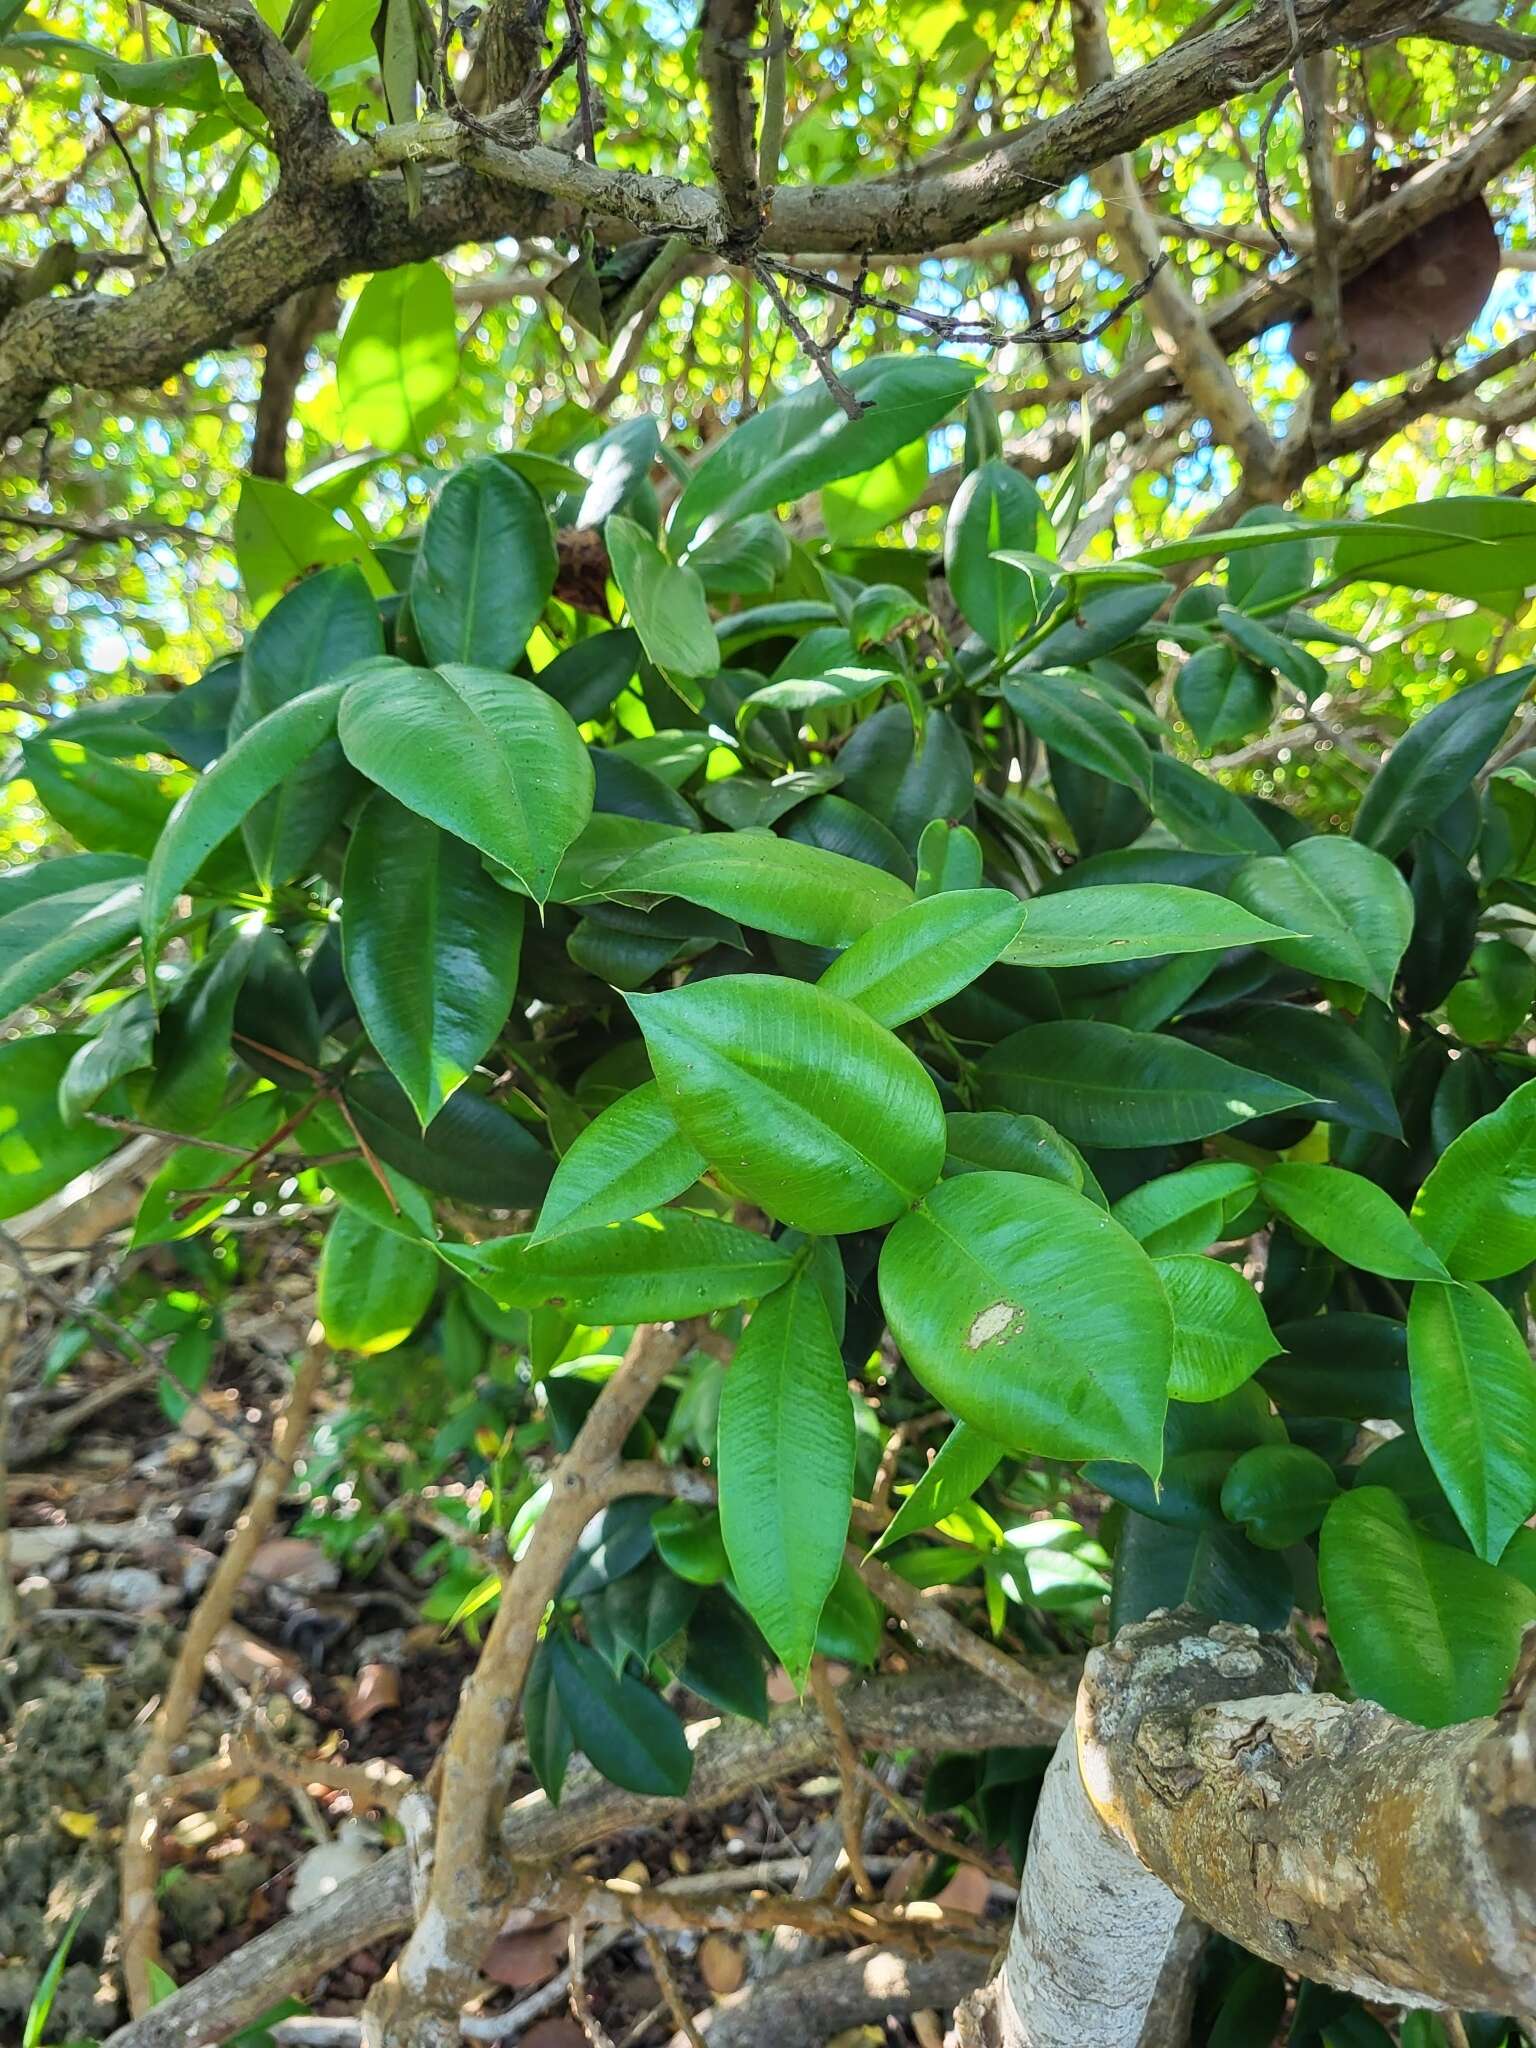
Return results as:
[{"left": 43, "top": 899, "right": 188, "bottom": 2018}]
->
[{"left": 411, "top": 458, "right": 558, "bottom": 670}]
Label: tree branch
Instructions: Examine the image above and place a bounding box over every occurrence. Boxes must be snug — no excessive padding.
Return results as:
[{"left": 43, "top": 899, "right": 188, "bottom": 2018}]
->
[
  {"left": 151, "top": 0, "right": 334, "bottom": 164},
  {"left": 249, "top": 283, "right": 336, "bottom": 480},
  {"left": 699, "top": 0, "right": 762, "bottom": 253}
]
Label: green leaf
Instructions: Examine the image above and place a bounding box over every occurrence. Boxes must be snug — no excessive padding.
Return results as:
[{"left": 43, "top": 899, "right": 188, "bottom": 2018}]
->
[
  {"left": 1001, "top": 671, "right": 1151, "bottom": 794},
  {"left": 342, "top": 792, "right": 523, "bottom": 1126},
  {"left": 1352, "top": 668, "right": 1532, "bottom": 858},
  {"left": 818, "top": 888, "right": 1026, "bottom": 1026},
  {"left": 607, "top": 514, "right": 719, "bottom": 679},
  {"left": 1446, "top": 938, "right": 1535, "bottom": 1045},
  {"left": 677, "top": 1592, "right": 769, "bottom": 1723},
  {"left": 1002, "top": 883, "right": 1292, "bottom": 970},
  {"left": 337, "top": 262, "right": 458, "bottom": 454},
  {"left": 0, "top": 868, "right": 143, "bottom": 1020},
  {"left": 142, "top": 681, "right": 349, "bottom": 958},
  {"left": 1155, "top": 1254, "right": 1280, "bottom": 1403},
  {"left": 1229, "top": 837, "right": 1414, "bottom": 1001},
  {"left": 945, "top": 461, "right": 1048, "bottom": 650},
  {"left": 942, "top": 1111, "right": 1097, "bottom": 1197},
  {"left": 879, "top": 1170, "right": 1171, "bottom": 1470},
  {"left": 1220, "top": 1444, "right": 1338, "bottom": 1549},
  {"left": 672, "top": 353, "right": 979, "bottom": 554},
  {"left": 1330, "top": 497, "right": 1536, "bottom": 603},
  {"left": 23, "top": 737, "right": 181, "bottom": 857},
  {"left": 874, "top": 1421, "right": 1004, "bottom": 1552},
  {"left": 233, "top": 478, "right": 376, "bottom": 615},
  {"left": 1175, "top": 1004, "right": 1402, "bottom": 1140},
  {"left": 822, "top": 437, "right": 930, "bottom": 544},
  {"left": 410, "top": 458, "right": 558, "bottom": 670},
  {"left": 718, "top": 1265, "right": 855, "bottom": 1686},
  {"left": 0, "top": 1035, "right": 123, "bottom": 1219},
  {"left": 915, "top": 818, "right": 983, "bottom": 897},
  {"left": 1216, "top": 606, "right": 1327, "bottom": 695},
  {"left": 524, "top": 1637, "right": 573, "bottom": 1802},
  {"left": 1319, "top": 1487, "right": 1536, "bottom": 1726},
  {"left": 337, "top": 663, "right": 593, "bottom": 904},
  {"left": 1112, "top": 1162, "right": 1259, "bottom": 1256},
  {"left": 317, "top": 1205, "right": 437, "bottom": 1353},
  {"left": 1175, "top": 643, "right": 1272, "bottom": 751},
  {"left": 1148, "top": 753, "right": 1280, "bottom": 854},
  {"left": 601, "top": 829, "right": 912, "bottom": 949},
  {"left": 441, "top": 1210, "right": 794, "bottom": 1319},
  {"left": 980, "top": 1022, "right": 1312, "bottom": 1148},
  {"left": 343, "top": 1069, "right": 552, "bottom": 1208},
  {"left": 1408, "top": 1281, "right": 1536, "bottom": 1562},
  {"left": 233, "top": 565, "right": 380, "bottom": 886},
  {"left": 1412, "top": 1075, "right": 1536, "bottom": 1281},
  {"left": 630, "top": 973, "right": 946, "bottom": 1234},
  {"left": 531, "top": 1081, "right": 706, "bottom": 1242},
  {"left": 1261, "top": 1164, "right": 1449, "bottom": 1282},
  {"left": 548, "top": 1629, "right": 693, "bottom": 1797},
  {"left": 144, "top": 926, "right": 260, "bottom": 1131}
]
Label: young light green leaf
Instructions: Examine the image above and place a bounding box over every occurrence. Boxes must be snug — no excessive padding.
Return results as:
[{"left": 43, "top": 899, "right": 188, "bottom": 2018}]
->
[
  {"left": 317, "top": 1205, "right": 438, "bottom": 1354},
  {"left": 1262, "top": 1163, "right": 1450, "bottom": 1283},
  {"left": 1155, "top": 1253, "right": 1280, "bottom": 1402},
  {"left": 1230, "top": 837, "right": 1413, "bottom": 1001},
  {"left": 879, "top": 1170, "right": 1171, "bottom": 1471},
  {"left": 531, "top": 1081, "right": 706, "bottom": 1243},
  {"left": 1412, "top": 1076, "right": 1536, "bottom": 1280},
  {"left": 337, "top": 261, "right": 458, "bottom": 455},
  {"left": 1408, "top": 1280, "right": 1536, "bottom": 1562},
  {"left": 818, "top": 887, "right": 1026, "bottom": 1026},
  {"left": 342, "top": 793, "right": 523, "bottom": 1127},
  {"left": 873, "top": 1421, "right": 1005, "bottom": 1553},
  {"left": 607, "top": 514, "right": 720, "bottom": 679},
  {"left": 980, "top": 1022, "right": 1313, "bottom": 1148},
  {"left": 1001, "top": 883, "right": 1293, "bottom": 970},
  {"left": 718, "top": 1265, "right": 855, "bottom": 1687},
  {"left": 411, "top": 458, "right": 558, "bottom": 670},
  {"left": 142, "top": 679, "right": 349, "bottom": 957},
  {"left": 440, "top": 1210, "right": 795, "bottom": 1319},
  {"left": 0, "top": 1035, "right": 124, "bottom": 1219},
  {"left": 630, "top": 973, "right": 946, "bottom": 1234},
  {"left": 337, "top": 663, "right": 593, "bottom": 903},
  {"left": 1319, "top": 1487, "right": 1536, "bottom": 1726},
  {"left": 602, "top": 829, "right": 912, "bottom": 948}
]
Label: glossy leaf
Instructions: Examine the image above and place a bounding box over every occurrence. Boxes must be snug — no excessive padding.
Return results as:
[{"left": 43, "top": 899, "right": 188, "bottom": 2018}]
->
[
  {"left": 337, "top": 261, "right": 458, "bottom": 454},
  {"left": 1408, "top": 1280, "right": 1536, "bottom": 1561},
  {"left": 819, "top": 888, "right": 1026, "bottom": 1026},
  {"left": 607, "top": 514, "right": 719, "bottom": 679},
  {"left": 1353, "top": 668, "right": 1533, "bottom": 858},
  {"left": 1412, "top": 1076, "right": 1536, "bottom": 1281},
  {"left": 342, "top": 792, "right": 523, "bottom": 1125},
  {"left": 548, "top": 1629, "right": 692, "bottom": 1797},
  {"left": 1112, "top": 1162, "right": 1259, "bottom": 1256},
  {"left": 1220, "top": 1444, "right": 1338, "bottom": 1549},
  {"left": 1319, "top": 1487, "right": 1536, "bottom": 1726},
  {"left": 980, "top": 1022, "right": 1313, "bottom": 1147},
  {"left": 441, "top": 1210, "right": 795, "bottom": 1318},
  {"left": 1002, "top": 883, "right": 1292, "bottom": 970},
  {"left": 1002, "top": 670, "right": 1151, "bottom": 794},
  {"left": 0, "top": 869, "right": 143, "bottom": 1021},
  {"left": 874, "top": 1421, "right": 1004, "bottom": 1551},
  {"left": 411, "top": 458, "right": 558, "bottom": 670},
  {"left": 531, "top": 1081, "right": 706, "bottom": 1242},
  {"left": 945, "top": 462, "right": 1047, "bottom": 650},
  {"left": 1155, "top": 1254, "right": 1280, "bottom": 1402},
  {"left": 1230, "top": 837, "right": 1414, "bottom": 1001},
  {"left": 630, "top": 973, "right": 946, "bottom": 1233},
  {"left": 0, "top": 1035, "right": 123, "bottom": 1219},
  {"left": 602, "top": 828, "right": 911, "bottom": 948},
  {"left": 879, "top": 1170, "right": 1171, "bottom": 1470},
  {"left": 337, "top": 662, "right": 593, "bottom": 903},
  {"left": 718, "top": 1265, "right": 855, "bottom": 1686},
  {"left": 1262, "top": 1164, "right": 1450, "bottom": 1283},
  {"left": 317, "top": 1205, "right": 438, "bottom": 1354}
]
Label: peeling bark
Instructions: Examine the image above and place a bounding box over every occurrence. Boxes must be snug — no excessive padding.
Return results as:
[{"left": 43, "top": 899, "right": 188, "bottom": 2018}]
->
[{"left": 977, "top": 1613, "right": 1536, "bottom": 2048}]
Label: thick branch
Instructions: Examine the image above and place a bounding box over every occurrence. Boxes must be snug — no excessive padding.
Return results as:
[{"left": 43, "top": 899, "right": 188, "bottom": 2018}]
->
[
  {"left": 984, "top": 1613, "right": 1536, "bottom": 2048},
  {"left": 249, "top": 284, "right": 337, "bottom": 480},
  {"left": 699, "top": 0, "right": 762, "bottom": 251}
]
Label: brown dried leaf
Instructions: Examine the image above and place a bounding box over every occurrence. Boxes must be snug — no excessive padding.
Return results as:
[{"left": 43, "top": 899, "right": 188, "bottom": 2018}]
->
[
  {"left": 347, "top": 1662, "right": 402, "bottom": 1728},
  {"left": 698, "top": 1933, "right": 745, "bottom": 1996},
  {"left": 480, "top": 1916, "right": 569, "bottom": 1989}
]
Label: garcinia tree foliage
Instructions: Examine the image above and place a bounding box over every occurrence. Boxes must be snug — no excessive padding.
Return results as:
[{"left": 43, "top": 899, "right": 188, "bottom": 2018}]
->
[{"left": 6, "top": 360, "right": 1536, "bottom": 2030}]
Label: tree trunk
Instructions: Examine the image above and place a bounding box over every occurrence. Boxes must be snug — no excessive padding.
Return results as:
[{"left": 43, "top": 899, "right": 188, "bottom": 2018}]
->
[{"left": 969, "top": 1611, "right": 1536, "bottom": 2048}]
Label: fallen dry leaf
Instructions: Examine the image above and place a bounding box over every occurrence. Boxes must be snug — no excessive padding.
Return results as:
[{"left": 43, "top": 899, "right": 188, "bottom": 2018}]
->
[
  {"left": 934, "top": 1862, "right": 992, "bottom": 1916},
  {"left": 521, "top": 2023, "right": 584, "bottom": 2048},
  {"left": 245, "top": 1537, "right": 340, "bottom": 1593},
  {"left": 210, "top": 1624, "right": 312, "bottom": 1705},
  {"left": 347, "top": 1662, "right": 401, "bottom": 1728},
  {"left": 615, "top": 1858, "right": 649, "bottom": 1887},
  {"left": 480, "top": 1915, "right": 568, "bottom": 1990},
  {"left": 698, "top": 1933, "right": 745, "bottom": 1996}
]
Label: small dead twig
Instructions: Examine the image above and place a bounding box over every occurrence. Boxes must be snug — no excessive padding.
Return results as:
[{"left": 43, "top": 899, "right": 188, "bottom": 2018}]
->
[
  {"left": 752, "top": 260, "right": 866, "bottom": 419},
  {"left": 638, "top": 1928, "right": 707, "bottom": 2048},
  {"left": 1254, "top": 79, "right": 1297, "bottom": 258},
  {"left": 98, "top": 107, "right": 174, "bottom": 268},
  {"left": 566, "top": 0, "right": 596, "bottom": 164},
  {"left": 569, "top": 1915, "right": 618, "bottom": 2048}
]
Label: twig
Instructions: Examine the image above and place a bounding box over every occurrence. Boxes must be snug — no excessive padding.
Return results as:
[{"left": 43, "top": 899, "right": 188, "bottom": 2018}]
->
[
  {"left": 757, "top": 0, "right": 786, "bottom": 194},
  {"left": 1294, "top": 52, "right": 1346, "bottom": 419},
  {"left": 120, "top": 1332, "right": 329, "bottom": 2016},
  {"left": 1253, "top": 78, "right": 1296, "bottom": 258},
  {"left": 809, "top": 1659, "right": 876, "bottom": 1902},
  {"left": 97, "top": 107, "right": 174, "bottom": 268},
  {"left": 853, "top": 1761, "right": 998, "bottom": 1878},
  {"left": 638, "top": 1928, "right": 707, "bottom": 2048},
  {"left": 568, "top": 1914, "right": 617, "bottom": 2048},
  {"left": 752, "top": 260, "right": 865, "bottom": 418},
  {"left": 566, "top": 0, "right": 596, "bottom": 165}
]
